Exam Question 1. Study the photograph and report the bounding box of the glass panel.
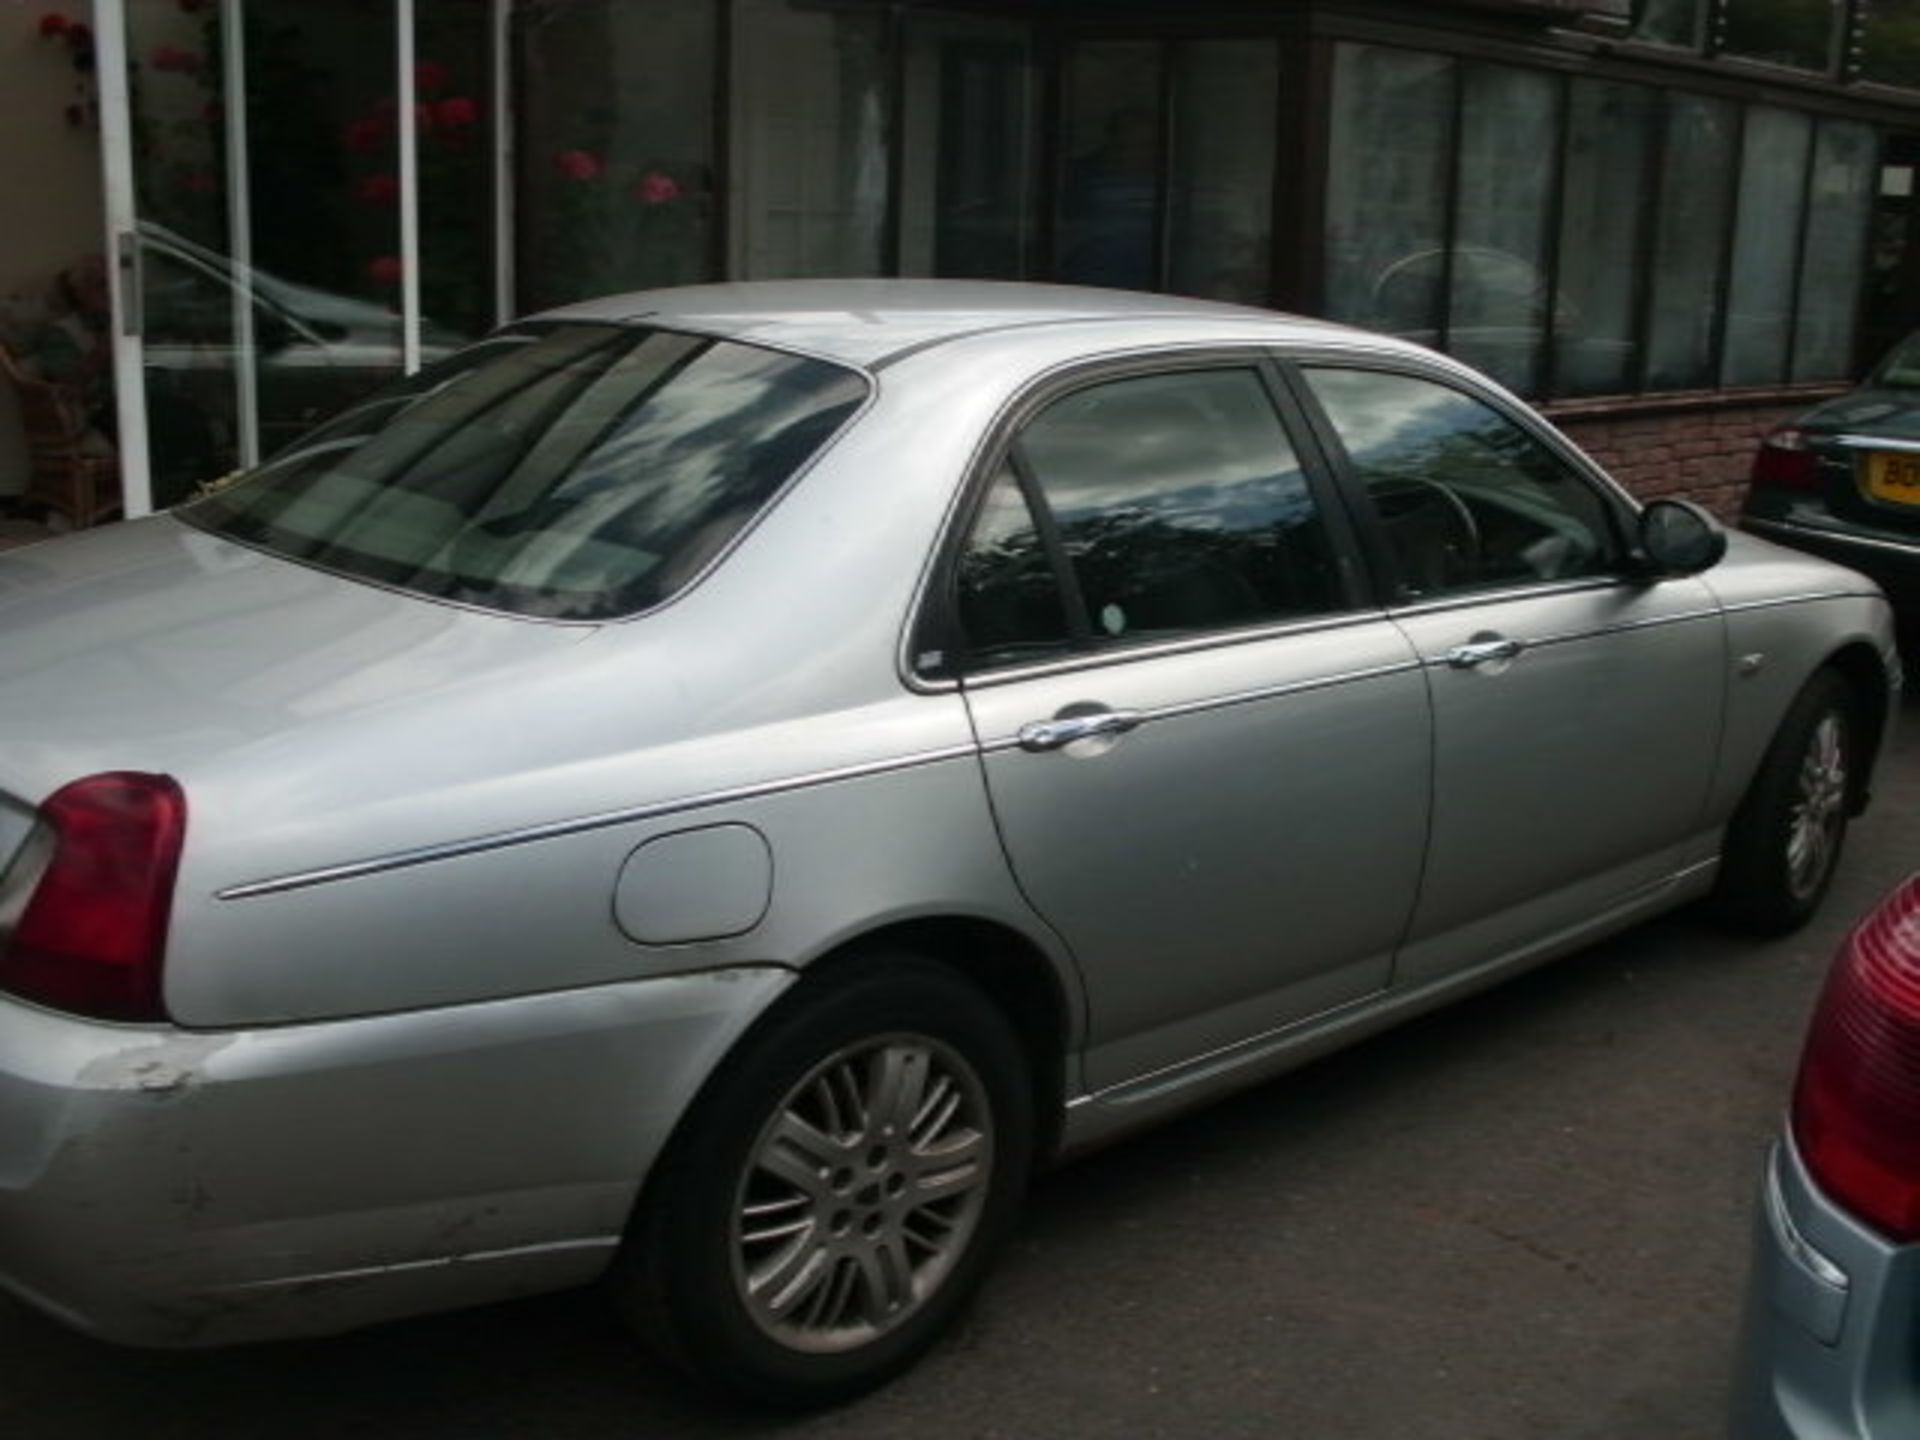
[1167,41,1277,304]
[1631,0,1703,46]
[1554,80,1657,397]
[242,1,406,466]
[899,15,1036,279]
[1324,45,1456,341]
[956,467,1071,666]
[1795,121,1875,382]
[1304,368,1618,601]
[1722,107,1811,387]
[1449,65,1559,394]
[123,0,241,504]
[515,0,716,310]
[1016,369,1341,641]
[414,5,495,341]
[732,0,890,279]
[1721,0,1838,72]
[1861,0,1920,89]
[185,325,868,621]
[1057,42,1162,291]
[1646,94,1736,390]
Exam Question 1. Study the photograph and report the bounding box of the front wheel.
[616,956,1033,1408]
[1709,669,1855,936]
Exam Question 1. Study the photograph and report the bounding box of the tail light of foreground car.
[0,773,186,1022]
[1751,426,1819,491]
[1792,874,1920,1242]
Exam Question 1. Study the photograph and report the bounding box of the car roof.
[531,279,1371,368]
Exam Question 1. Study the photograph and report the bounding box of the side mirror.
[1636,498,1727,577]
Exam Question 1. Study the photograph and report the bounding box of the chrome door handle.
[1444,637,1525,669]
[1017,709,1143,752]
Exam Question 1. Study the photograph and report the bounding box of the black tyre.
[616,954,1034,1408]
[1709,669,1855,936]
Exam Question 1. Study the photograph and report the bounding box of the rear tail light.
[0,773,187,1022]
[1792,875,1920,1241]
[1751,425,1819,491]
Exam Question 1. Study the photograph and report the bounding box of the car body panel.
[1731,1139,1920,1440]
[959,613,1430,1091]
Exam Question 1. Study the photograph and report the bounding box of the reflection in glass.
[186,325,868,620]
[515,0,716,309]
[1723,107,1812,387]
[732,0,890,278]
[1795,122,1876,382]
[1450,65,1559,394]
[1861,0,1920,89]
[899,16,1035,280]
[1016,370,1339,639]
[1304,368,1615,599]
[1721,0,1838,73]
[1555,80,1656,397]
[1325,45,1456,337]
[1057,43,1162,291]
[1646,94,1736,390]
[1631,0,1703,47]
[956,468,1070,664]
[1168,42,1277,304]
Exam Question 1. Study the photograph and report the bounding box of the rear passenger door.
[925,356,1433,1093]
[1293,362,1725,989]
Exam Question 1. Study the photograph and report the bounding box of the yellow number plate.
[1866,451,1920,506]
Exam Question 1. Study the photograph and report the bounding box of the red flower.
[435,96,478,128]
[344,115,388,154]
[634,170,682,205]
[358,173,401,205]
[150,45,203,74]
[367,255,404,286]
[555,149,602,181]
[414,60,448,95]
[38,13,69,38]
[183,171,216,194]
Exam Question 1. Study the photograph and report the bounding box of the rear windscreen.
[181,323,868,620]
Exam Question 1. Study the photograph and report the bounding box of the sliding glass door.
[97,0,499,514]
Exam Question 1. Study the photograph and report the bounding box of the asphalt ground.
[5,686,1917,1440]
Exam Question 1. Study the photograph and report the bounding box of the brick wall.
[1545,396,1839,519]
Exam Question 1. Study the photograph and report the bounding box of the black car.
[1742,334,1920,613]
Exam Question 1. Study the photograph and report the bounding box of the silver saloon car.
[0,282,1900,1406]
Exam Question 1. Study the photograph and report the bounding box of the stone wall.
[1545,393,1845,519]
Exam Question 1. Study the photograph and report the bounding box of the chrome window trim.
[972,657,1425,751]
[217,742,979,900]
[1384,575,1628,619]
[1413,605,1727,666]
[926,606,1397,695]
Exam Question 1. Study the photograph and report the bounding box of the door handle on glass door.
[1444,636,1525,669]
[1016,709,1143,752]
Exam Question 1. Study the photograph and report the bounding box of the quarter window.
[954,465,1073,667]
[1303,368,1620,600]
[1013,368,1341,643]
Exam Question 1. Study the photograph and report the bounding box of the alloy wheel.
[731,1034,993,1354]
[1786,711,1847,902]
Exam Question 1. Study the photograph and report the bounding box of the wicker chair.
[0,341,120,528]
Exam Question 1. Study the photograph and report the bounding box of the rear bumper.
[1728,1138,1920,1439]
[1740,516,1920,609]
[0,967,792,1346]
